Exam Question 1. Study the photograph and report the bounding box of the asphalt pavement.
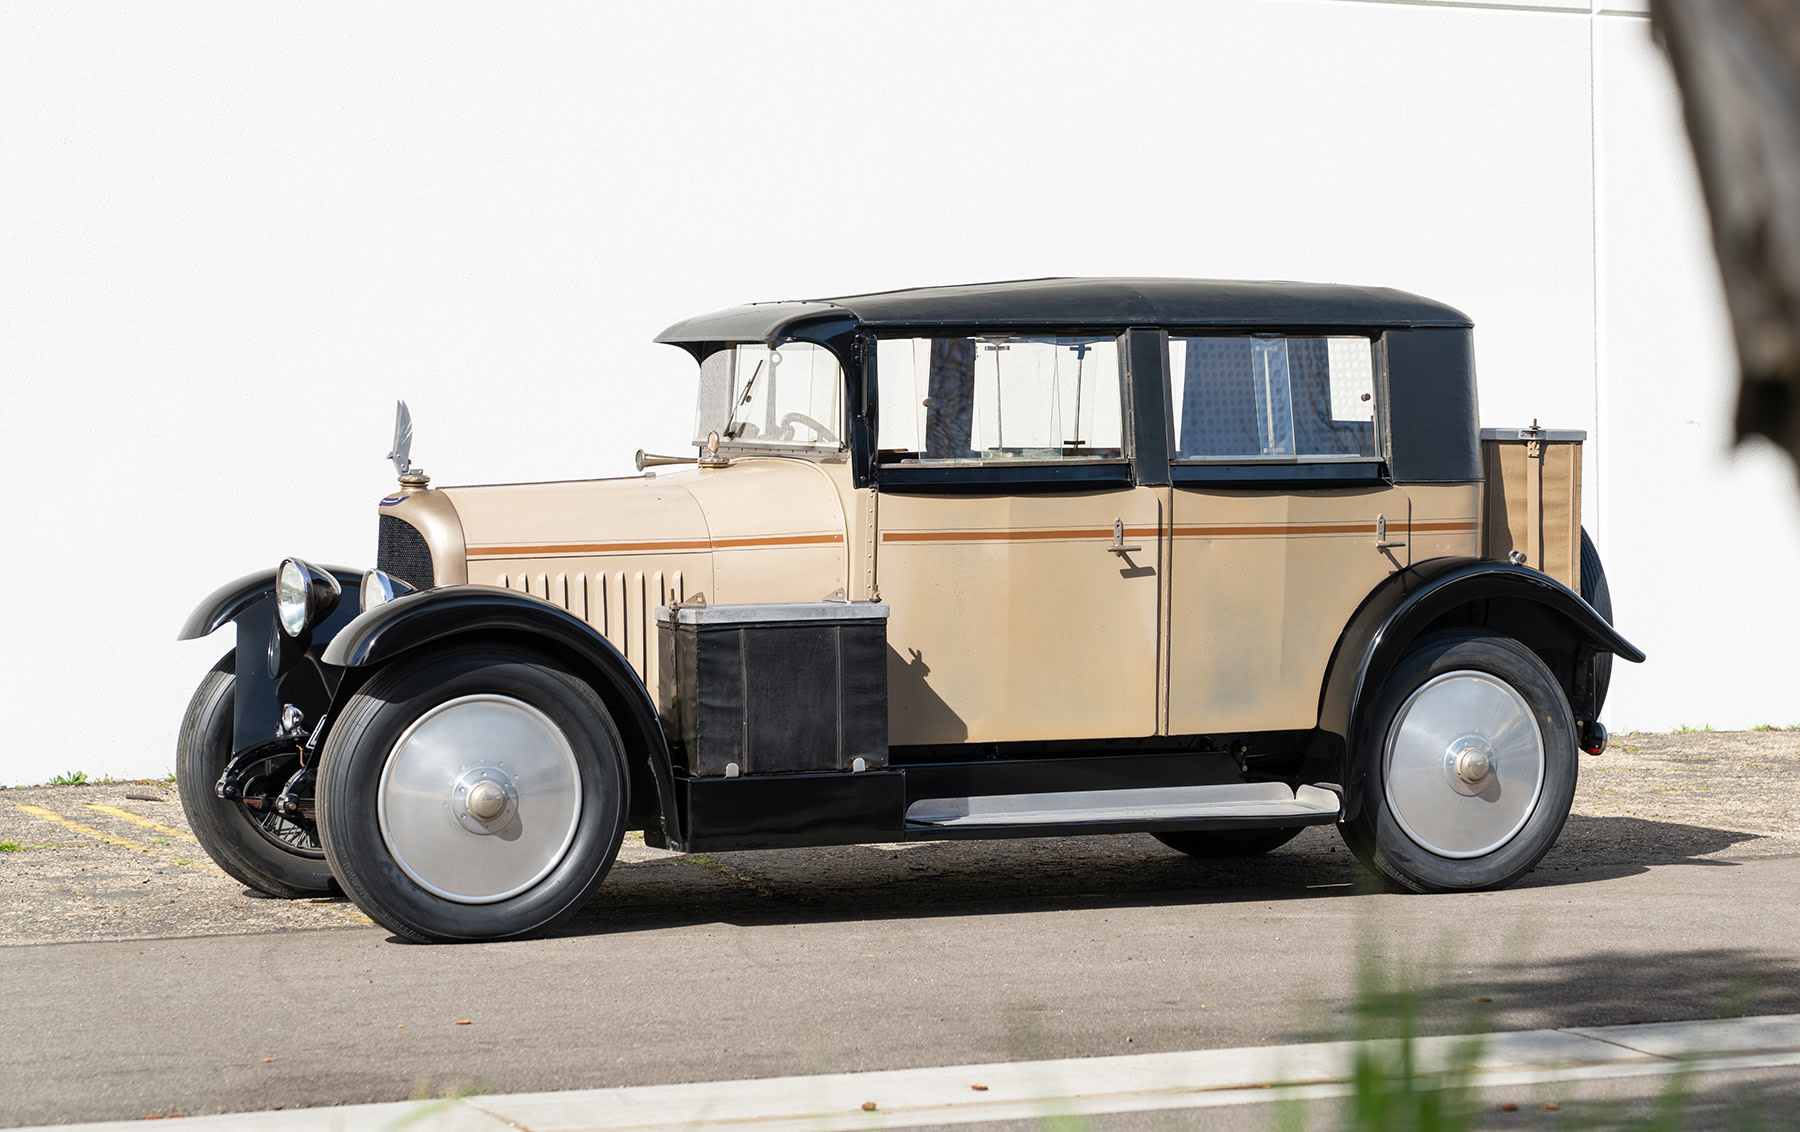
[2,846,1799,1125]
[1,731,1797,1127]
[11,1015,1800,1132]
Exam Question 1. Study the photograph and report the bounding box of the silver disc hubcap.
[1384,670,1545,859]
[378,694,583,904]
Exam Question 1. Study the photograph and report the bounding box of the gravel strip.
[2,731,1794,946]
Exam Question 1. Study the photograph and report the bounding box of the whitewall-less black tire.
[1579,527,1614,714]
[1345,634,1577,892]
[176,652,338,898]
[317,645,628,943]
[1154,826,1304,858]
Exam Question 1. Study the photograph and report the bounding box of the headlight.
[360,568,414,613]
[276,558,342,637]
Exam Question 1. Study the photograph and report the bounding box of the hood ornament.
[698,429,730,469]
[387,400,429,487]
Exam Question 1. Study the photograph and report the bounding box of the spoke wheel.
[1344,633,1576,893]
[175,652,337,898]
[249,809,324,857]
[319,646,628,943]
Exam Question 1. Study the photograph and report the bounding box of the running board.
[905,783,1341,828]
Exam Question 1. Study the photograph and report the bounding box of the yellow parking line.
[82,804,198,842]
[16,804,156,852]
[308,897,377,926]
[13,804,226,876]
[17,802,374,926]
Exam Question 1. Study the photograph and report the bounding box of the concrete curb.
[16,1014,1800,1132]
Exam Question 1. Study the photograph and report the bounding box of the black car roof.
[655,277,1471,349]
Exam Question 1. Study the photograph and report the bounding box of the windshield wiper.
[720,358,765,440]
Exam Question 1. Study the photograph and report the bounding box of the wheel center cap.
[451,767,520,835]
[1439,735,1499,797]
[1455,746,1493,784]
[466,780,509,821]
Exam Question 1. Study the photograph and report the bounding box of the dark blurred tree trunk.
[1652,0,1800,475]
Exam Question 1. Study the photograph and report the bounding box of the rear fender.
[1316,557,1645,818]
[178,566,366,754]
[320,585,682,848]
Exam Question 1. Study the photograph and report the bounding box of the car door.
[871,330,1163,746]
[1163,332,1414,734]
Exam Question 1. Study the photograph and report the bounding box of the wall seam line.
[1310,0,1648,16]
[1590,4,1604,545]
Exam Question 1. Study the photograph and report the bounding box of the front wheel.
[317,646,629,942]
[176,652,337,898]
[1344,634,1577,892]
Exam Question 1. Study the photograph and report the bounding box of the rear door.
[1163,333,1411,734]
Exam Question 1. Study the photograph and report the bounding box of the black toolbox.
[655,602,890,777]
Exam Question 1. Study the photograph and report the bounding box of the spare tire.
[1579,527,1613,714]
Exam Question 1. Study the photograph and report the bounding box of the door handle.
[1108,518,1143,555]
[1375,513,1407,550]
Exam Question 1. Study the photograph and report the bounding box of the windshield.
[693,342,845,449]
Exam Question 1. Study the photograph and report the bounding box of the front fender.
[1317,557,1645,816]
[178,565,367,753]
[322,585,682,848]
[178,565,364,641]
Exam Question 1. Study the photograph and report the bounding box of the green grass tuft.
[0,840,23,852]
[48,770,88,786]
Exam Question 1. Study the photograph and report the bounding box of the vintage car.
[176,278,1643,942]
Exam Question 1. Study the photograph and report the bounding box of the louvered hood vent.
[377,514,435,591]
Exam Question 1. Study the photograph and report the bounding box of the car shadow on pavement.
[552,814,1780,940]
[1295,942,1800,1045]
[1519,811,1775,885]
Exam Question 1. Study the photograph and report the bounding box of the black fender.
[178,565,364,642]
[178,565,367,754]
[319,585,683,849]
[1316,557,1645,818]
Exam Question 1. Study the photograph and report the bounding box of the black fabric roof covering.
[655,277,1471,346]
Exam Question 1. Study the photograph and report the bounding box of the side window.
[876,335,1124,462]
[1169,336,1377,461]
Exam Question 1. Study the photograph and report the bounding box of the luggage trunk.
[1480,426,1584,591]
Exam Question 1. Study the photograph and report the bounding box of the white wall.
[2,0,1794,785]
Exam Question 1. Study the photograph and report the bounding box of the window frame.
[870,326,1138,493]
[1161,329,1390,489]
[691,340,852,460]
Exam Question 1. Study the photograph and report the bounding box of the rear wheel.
[317,645,628,942]
[1154,826,1304,858]
[1344,633,1577,892]
[175,652,337,898]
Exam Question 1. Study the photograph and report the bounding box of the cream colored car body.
[379,445,1566,749]
[175,278,1639,939]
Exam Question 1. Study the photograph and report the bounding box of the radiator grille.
[493,568,684,679]
[377,514,435,590]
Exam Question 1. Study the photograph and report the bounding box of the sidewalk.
[15,1015,1800,1132]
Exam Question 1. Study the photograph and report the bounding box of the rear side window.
[876,335,1124,462]
[1169,336,1376,461]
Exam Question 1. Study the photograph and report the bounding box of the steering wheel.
[778,411,839,445]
